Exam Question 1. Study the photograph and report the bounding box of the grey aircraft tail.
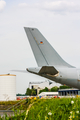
[24,27,73,68]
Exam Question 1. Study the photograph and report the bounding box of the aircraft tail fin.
[24,27,74,68]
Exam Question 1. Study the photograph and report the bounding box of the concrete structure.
[38,92,58,97]
[0,74,16,101]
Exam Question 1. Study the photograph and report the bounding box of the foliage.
[0,99,30,110]
[26,88,32,95]
[50,86,58,92]
[44,87,49,91]
[0,110,26,120]
[31,89,36,96]
[16,93,26,96]
[26,85,71,95]
[59,85,71,89]
[39,87,49,94]
[39,85,71,94]
[1,97,80,119]
[26,98,80,120]
[0,101,19,105]
[26,88,37,96]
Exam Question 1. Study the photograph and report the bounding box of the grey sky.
[0,0,80,94]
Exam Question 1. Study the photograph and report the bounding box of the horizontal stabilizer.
[11,70,28,73]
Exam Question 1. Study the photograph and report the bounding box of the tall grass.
[27,98,80,120]
[0,97,80,120]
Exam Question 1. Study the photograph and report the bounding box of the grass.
[27,97,80,120]
[0,97,80,119]
[0,101,19,110]
[0,99,31,110]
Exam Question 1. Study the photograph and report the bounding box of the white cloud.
[0,0,6,12]
[18,1,80,14]
[18,3,28,8]
[37,1,80,14]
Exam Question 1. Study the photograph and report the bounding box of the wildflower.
[48,112,52,116]
[37,96,39,99]
[70,111,72,114]
[41,97,43,99]
[76,95,78,98]
[76,111,79,114]
[71,101,74,104]
[69,116,72,118]
[34,97,36,100]
[69,115,72,120]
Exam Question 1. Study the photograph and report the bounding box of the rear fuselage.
[43,67,80,89]
[27,67,80,89]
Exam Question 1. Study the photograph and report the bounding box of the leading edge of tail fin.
[24,27,74,68]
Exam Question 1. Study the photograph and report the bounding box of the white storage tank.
[0,74,16,101]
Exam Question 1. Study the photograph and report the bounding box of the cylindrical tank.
[0,74,16,101]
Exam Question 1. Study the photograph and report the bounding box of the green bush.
[50,86,58,92]
[59,85,71,89]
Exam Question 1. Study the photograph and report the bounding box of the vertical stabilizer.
[24,27,74,68]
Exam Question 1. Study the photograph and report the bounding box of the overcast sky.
[0,0,80,94]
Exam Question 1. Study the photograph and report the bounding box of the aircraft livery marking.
[34,37,39,45]
[40,41,43,44]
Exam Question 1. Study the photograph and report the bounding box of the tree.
[31,89,36,96]
[50,86,58,92]
[16,93,26,96]
[26,88,37,96]
[59,85,71,89]
[44,87,49,92]
[39,87,49,94]
[26,88,32,95]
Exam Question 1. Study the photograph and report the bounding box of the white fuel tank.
[0,74,16,101]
